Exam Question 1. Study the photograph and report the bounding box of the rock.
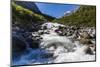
[81,32,91,39]
[30,40,40,48]
[89,44,96,52]
[26,38,40,49]
[85,47,94,55]
[80,38,93,44]
[41,53,53,58]
[12,36,27,53]
[38,30,44,35]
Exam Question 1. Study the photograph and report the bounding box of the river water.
[12,22,95,66]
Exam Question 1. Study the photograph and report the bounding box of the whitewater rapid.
[12,22,95,66]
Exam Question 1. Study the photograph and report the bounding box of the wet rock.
[12,36,27,53]
[85,47,94,55]
[38,30,44,35]
[41,53,53,58]
[89,44,96,52]
[30,40,40,49]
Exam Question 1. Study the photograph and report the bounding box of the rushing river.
[12,22,96,66]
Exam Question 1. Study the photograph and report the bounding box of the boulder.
[12,36,27,53]
[85,47,94,55]
[80,38,93,45]
[41,53,53,58]
[81,32,91,39]
[29,40,40,49]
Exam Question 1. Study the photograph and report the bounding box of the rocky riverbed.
[12,22,96,66]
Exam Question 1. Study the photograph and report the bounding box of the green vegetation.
[12,1,55,29]
[41,13,56,22]
[12,2,47,28]
[12,1,96,28]
[53,5,96,27]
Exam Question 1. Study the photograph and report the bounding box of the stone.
[85,47,94,55]
[81,32,91,39]
[12,36,27,53]
[30,40,39,49]
[80,38,93,44]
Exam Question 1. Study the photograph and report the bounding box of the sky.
[36,2,79,18]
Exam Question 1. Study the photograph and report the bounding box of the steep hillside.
[14,1,55,21]
[53,5,96,27]
[12,1,47,31]
[15,1,41,14]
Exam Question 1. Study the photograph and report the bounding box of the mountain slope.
[14,1,55,21]
[15,1,41,14]
[12,1,47,30]
[53,5,96,27]
[12,1,55,31]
